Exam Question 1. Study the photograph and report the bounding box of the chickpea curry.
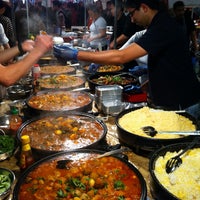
[17,153,143,200]
[20,115,106,152]
[27,91,92,111]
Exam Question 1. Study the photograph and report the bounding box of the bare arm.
[109,34,129,49]
[3,43,10,50]
[0,46,20,63]
[0,40,35,63]
[88,28,106,42]
[78,42,147,64]
[0,35,53,86]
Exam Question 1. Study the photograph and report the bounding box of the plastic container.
[32,64,41,81]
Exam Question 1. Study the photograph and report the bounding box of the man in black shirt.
[54,0,200,119]
[109,0,143,49]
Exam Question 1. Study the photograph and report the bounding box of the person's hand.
[87,37,93,43]
[109,41,114,49]
[53,45,78,61]
[88,63,100,73]
[21,39,35,52]
[34,35,53,54]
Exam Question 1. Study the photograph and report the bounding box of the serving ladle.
[56,147,131,169]
[142,126,200,137]
[165,137,200,173]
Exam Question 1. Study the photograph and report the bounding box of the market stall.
[1,53,200,199]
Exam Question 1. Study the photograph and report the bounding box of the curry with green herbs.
[17,154,142,200]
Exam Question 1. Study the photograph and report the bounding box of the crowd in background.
[0,0,199,49]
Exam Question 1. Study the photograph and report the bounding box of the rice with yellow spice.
[118,107,196,139]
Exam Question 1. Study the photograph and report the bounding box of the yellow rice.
[118,107,196,139]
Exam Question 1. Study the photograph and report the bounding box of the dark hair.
[110,0,124,10]
[125,0,161,10]
[52,0,62,7]
[0,0,7,9]
[173,1,185,10]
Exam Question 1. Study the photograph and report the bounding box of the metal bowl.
[82,64,124,77]
[0,130,18,161]
[7,84,33,101]
[37,74,85,90]
[40,64,76,75]
[0,116,10,134]
[26,90,93,114]
[88,73,139,93]
[17,112,107,159]
[0,167,15,200]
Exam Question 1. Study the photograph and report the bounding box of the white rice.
[154,148,200,200]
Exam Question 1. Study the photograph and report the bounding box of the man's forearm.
[0,46,20,63]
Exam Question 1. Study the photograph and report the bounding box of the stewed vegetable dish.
[17,153,143,200]
[0,135,15,155]
[90,75,137,86]
[84,65,123,73]
[27,91,92,111]
[38,74,85,89]
[40,65,75,75]
[20,115,106,151]
[97,65,123,73]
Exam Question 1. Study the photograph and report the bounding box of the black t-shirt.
[110,13,142,49]
[136,11,200,109]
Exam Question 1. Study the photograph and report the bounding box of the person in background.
[173,1,199,53]
[109,0,143,50]
[102,0,114,26]
[54,0,200,119]
[95,0,104,14]
[84,4,107,50]
[0,21,10,99]
[52,0,71,31]
[0,34,53,87]
[0,22,9,51]
[0,0,16,47]
[15,3,46,43]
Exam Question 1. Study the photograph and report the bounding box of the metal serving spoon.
[142,126,200,137]
[96,147,131,158]
[165,137,200,173]
[56,147,131,169]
